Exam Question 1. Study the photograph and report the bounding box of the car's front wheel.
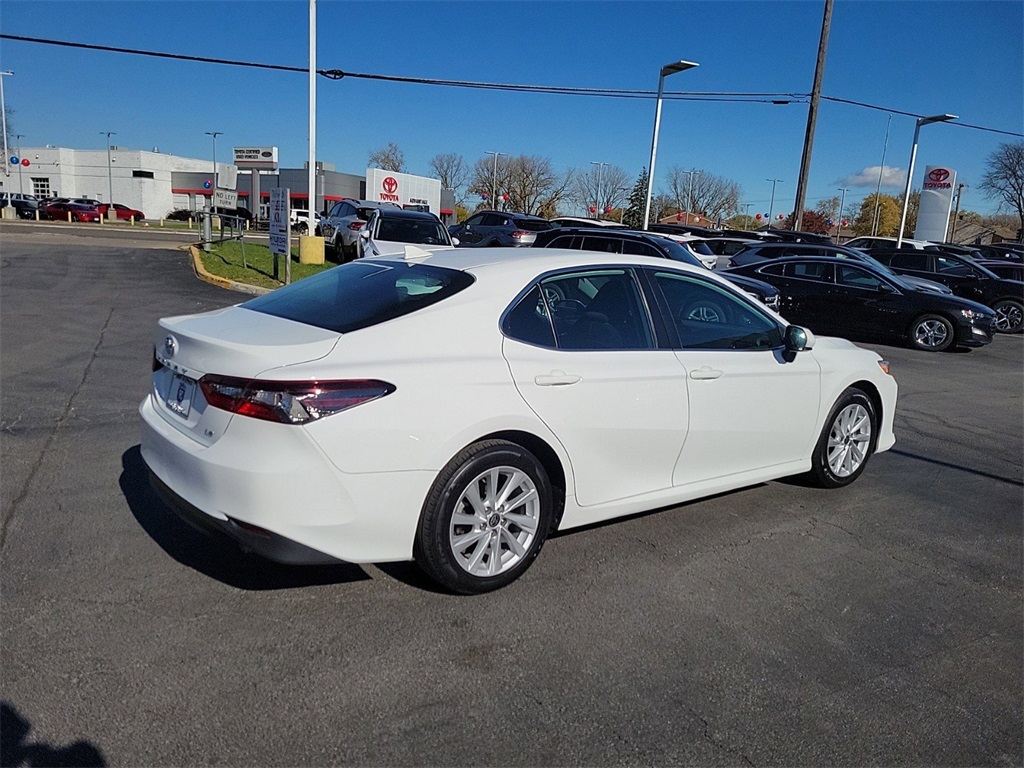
[807,387,877,488]
[992,299,1024,334]
[908,314,954,351]
[415,440,553,594]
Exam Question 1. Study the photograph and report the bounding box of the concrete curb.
[188,244,273,296]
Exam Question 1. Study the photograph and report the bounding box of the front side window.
[653,272,783,350]
[538,269,654,350]
[936,255,976,276]
[836,264,884,290]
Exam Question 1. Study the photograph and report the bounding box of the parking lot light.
[643,60,699,230]
[896,113,957,247]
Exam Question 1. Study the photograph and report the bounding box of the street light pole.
[686,168,698,223]
[590,161,607,218]
[896,113,957,246]
[13,133,24,195]
[0,71,12,180]
[485,151,503,209]
[950,183,966,242]
[205,131,222,208]
[871,113,893,236]
[643,59,699,230]
[766,178,783,230]
[100,131,116,211]
[836,187,848,240]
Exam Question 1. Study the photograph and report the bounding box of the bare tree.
[815,195,842,221]
[429,153,469,206]
[569,164,629,217]
[368,142,406,173]
[468,154,572,216]
[664,167,740,221]
[980,141,1024,240]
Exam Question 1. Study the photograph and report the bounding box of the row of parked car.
[313,197,1023,353]
[1,192,145,222]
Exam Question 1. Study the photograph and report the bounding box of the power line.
[2,33,1020,137]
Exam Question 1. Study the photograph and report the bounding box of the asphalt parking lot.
[1,221,1021,767]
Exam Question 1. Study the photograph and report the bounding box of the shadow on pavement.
[0,702,106,767]
[120,446,371,591]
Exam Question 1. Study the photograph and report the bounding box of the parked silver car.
[320,199,395,260]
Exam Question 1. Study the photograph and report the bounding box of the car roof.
[375,208,442,222]
[471,209,547,220]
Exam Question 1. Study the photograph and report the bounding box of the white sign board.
[213,188,238,209]
[914,165,957,242]
[365,168,442,213]
[233,146,279,171]
[269,188,290,257]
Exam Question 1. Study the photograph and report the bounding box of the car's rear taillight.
[348,221,366,231]
[511,231,529,238]
[199,375,395,424]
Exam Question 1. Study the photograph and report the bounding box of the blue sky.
[1,0,1021,217]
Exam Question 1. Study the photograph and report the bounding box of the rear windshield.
[514,219,553,232]
[241,261,474,334]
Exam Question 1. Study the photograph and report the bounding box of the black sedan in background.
[534,227,781,312]
[867,249,1024,334]
[724,257,996,352]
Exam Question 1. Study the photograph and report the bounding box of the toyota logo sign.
[928,168,950,183]
[382,177,399,194]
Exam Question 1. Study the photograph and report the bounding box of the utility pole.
[792,0,833,231]
[0,71,12,180]
[101,131,116,213]
[13,133,24,195]
[871,114,893,236]
[767,178,783,230]
[485,151,503,208]
[836,187,848,240]
[591,161,608,218]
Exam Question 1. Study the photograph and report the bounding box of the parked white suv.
[845,236,936,251]
[320,199,397,260]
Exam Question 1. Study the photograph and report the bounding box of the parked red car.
[44,202,102,222]
[110,203,145,220]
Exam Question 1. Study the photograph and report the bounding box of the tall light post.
[205,131,222,209]
[643,59,699,230]
[100,131,116,212]
[871,113,893,236]
[766,178,783,230]
[836,187,849,240]
[896,113,957,246]
[950,183,966,241]
[590,161,607,218]
[12,133,24,195]
[485,151,504,209]
[0,71,12,180]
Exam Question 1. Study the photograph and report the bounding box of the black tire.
[992,299,1024,334]
[415,440,553,594]
[908,314,954,352]
[807,387,877,489]
[680,299,728,324]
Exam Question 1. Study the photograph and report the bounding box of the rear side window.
[242,261,474,334]
[890,252,929,270]
[782,262,833,281]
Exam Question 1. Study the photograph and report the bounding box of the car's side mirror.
[877,282,897,293]
[451,237,460,247]
[784,325,815,355]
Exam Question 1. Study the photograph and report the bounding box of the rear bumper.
[139,394,434,564]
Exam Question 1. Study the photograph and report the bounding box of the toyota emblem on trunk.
[164,335,178,358]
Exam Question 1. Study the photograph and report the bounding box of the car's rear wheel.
[908,314,954,351]
[807,388,876,488]
[992,299,1023,334]
[415,440,553,594]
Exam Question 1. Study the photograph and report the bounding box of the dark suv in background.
[448,210,553,247]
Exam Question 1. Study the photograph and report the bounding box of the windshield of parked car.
[242,260,474,334]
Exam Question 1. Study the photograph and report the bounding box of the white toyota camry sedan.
[140,248,898,594]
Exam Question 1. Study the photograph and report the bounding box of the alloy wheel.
[914,319,950,348]
[826,404,872,478]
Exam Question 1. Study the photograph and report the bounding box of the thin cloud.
[838,166,906,188]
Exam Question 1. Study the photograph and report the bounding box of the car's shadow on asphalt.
[119,446,371,591]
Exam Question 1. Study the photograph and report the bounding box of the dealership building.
[5,145,456,222]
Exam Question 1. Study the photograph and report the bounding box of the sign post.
[269,188,290,284]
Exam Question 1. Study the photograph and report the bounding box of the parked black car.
[761,229,833,245]
[727,241,952,294]
[976,260,1024,282]
[724,256,996,352]
[971,243,1024,262]
[697,237,760,257]
[533,227,781,312]
[868,249,1024,333]
[449,210,553,247]
[649,223,720,238]
[0,193,39,220]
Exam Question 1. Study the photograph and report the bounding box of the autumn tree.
[569,164,629,218]
[781,210,829,234]
[815,195,841,222]
[851,193,902,236]
[467,154,571,216]
[429,153,469,206]
[368,142,406,172]
[979,141,1024,241]
[664,167,740,221]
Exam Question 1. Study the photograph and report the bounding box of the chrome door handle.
[689,366,723,380]
[535,372,581,386]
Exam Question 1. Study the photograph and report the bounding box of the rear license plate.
[166,373,196,418]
